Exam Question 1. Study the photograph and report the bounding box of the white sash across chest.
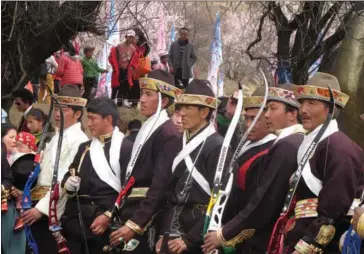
[90,127,124,192]
[172,123,215,196]
[297,120,338,196]
[238,133,277,157]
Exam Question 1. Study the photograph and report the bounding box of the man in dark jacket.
[168,27,197,89]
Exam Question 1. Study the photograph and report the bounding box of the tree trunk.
[331,12,364,148]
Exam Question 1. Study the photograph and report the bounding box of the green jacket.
[81,57,104,78]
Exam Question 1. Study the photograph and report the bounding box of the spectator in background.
[109,30,136,107]
[38,55,58,104]
[12,88,34,132]
[168,27,197,89]
[56,41,84,93]
[1,124,17,164]
[53,50,62,94]
[70,34,80,56]
[156,51,170,72]
[81,46,107,100]
[126,119,142,143]
[151,59,159,70]
[26,108,52,146]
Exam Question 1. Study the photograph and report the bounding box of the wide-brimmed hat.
[294,72,349,108]
[139,69,181,98]
[11,153,36,190]
[176,79,220,109]
[243,86,266,109]
[56,85,87,107]
[268,84,300,108]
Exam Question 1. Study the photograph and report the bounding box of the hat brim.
[176,94,220,109]
[139,77,181,98]
[55,95,87,107]
[243,96,264,109]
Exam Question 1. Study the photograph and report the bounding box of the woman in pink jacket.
[56,41,84,93]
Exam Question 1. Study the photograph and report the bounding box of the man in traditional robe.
[283,72,364,253]
[154,79,233,254]
[108,70,182,253]
[226,87,277,242]
[61,97,133,253]
[22,85,88,254]
[12,88,34,132]
[203,84,305,254]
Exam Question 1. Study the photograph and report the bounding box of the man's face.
[179,29,188,40]
[14,98,28,112]
[171,111,183,133]
[179,105,208,132]
[244,108,270,142]
[85,50,94,58]
[53,105,80,129]
[161,56,168,64]
[139,89,159,117]
[265,101,293,133]
[300,99,329,132]
[126,36,136,45]
[87,112,112,137]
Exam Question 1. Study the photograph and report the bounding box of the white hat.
[125,30,136,37]
[158,51,168,57]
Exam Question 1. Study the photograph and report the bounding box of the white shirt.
[35,122,88,217]
[45,55,58,74]
[24,105,33,117]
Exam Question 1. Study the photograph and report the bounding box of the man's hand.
[11,186,23,198]
[202,231,221,253]
[168,238,188,254]
[352,206,364,231]
[170,67,174,74]
[155,237,163,254]
[109,225,136,247]
[90,214,110,235]
[22,208,43,226]
[64,176,81,192]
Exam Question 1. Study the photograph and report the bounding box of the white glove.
[65,176,81,192]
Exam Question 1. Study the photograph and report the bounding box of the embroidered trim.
[31,186,50,201]
[268,87,300,108]
[294,85,349,108]
[294,198,360,219]
[139,77,182,98]
[104,211,112,219]
[55,95,87,107]
[217,228,255,247]
[128,187,149,198]
[295,239,322,254]
[243,96,265,109]
[125,220,144,235]
[176,94,220,109]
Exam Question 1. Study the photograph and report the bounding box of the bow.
[205,69,269,254]
[48,95,69,253]
[267,86,335,254]
[22,87,54,254]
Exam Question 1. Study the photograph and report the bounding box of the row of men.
[2,69,364,254]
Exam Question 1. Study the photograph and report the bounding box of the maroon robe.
[285,131,364,253]
[222,133,304,254]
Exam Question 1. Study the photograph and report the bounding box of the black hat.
[176,79,220,109]
[139,69,181,98]
[11,153,36,191]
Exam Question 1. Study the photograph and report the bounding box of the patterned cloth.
[16,132,37,152]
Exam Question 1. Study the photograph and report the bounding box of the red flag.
[25,81,33,94]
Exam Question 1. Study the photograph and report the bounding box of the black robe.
[222,133,304,254]
[285,131,364,253]
[117,120,182,253]
[161,126,234,253]
[61,136,133,254]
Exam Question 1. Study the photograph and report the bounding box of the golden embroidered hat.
[139,69,182,99]
[176,79,220,109]
[268,84,300,108]
[56,85,87,107]
[243,86,265,109]
[294,72,349,108]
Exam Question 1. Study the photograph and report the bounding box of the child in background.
[81,47,107,100]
